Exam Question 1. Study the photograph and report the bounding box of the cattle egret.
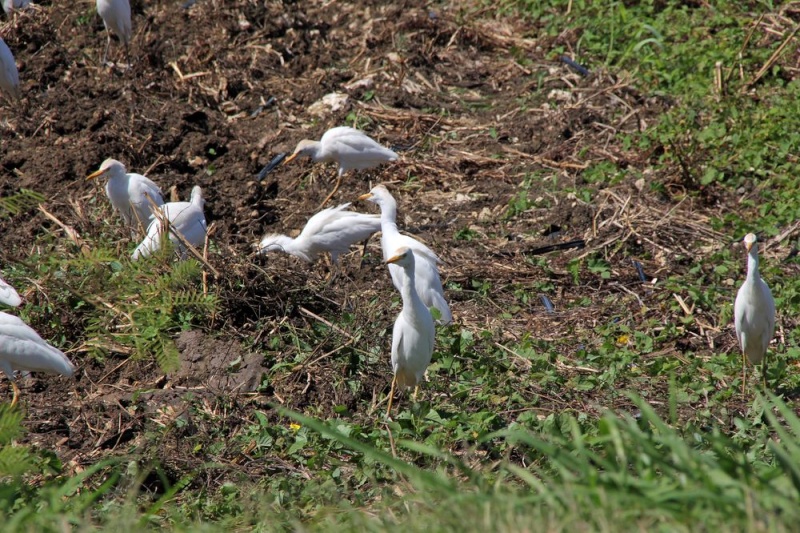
[95,0,131,66]
[0,276,21,308]
[284,127,398,206]
[0,38,20,102]
[385,247,435,416]
[2,0,30,14]
[359,185,451,324]
[87,159,165,232]
[133,186,207,260]
[734,233,776,391]
[258,202,381,264]
[0,312,75,406]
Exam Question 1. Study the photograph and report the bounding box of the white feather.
[362,185,452,325]
[258,203,381,264]
[0,38,20,101]
[734,233,776,365]
[0,275,21,308]
[0,312,75,381]
[133,186,207,260]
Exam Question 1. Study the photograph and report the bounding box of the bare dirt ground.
[0,1,739,488]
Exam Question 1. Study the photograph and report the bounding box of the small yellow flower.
[616,334,630,346]
[289,422,301,432]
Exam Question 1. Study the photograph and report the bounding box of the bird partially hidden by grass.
[132,186,207,261]
[283,127,398,207]
[257,202,381,268]
[0,312,75,406]
[385,247,435,417]
[734,233,775,393]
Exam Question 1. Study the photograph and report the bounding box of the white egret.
[95,0,131,66]
[385,247,435,416]
[359,185,452,324]
[133,186,207,260]
[0,312,75,406]
[284,126,398,206]
[0,38,20,102]
[86,158,165,232]
[734,233,776,391]
[0,276,21,308]
[2,0,30,14]
[258,202,381,264]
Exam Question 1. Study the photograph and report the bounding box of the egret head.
[86,158,126,181]
[743,233,757,253]
[385,246,413,267]
[284,139,319,164]
[358,184,390,204]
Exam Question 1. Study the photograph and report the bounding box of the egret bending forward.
[0,312,75,406]
[133,186,207,260]
[385,247,435,416]
[284,127,398,207]
[734,233,775,391]
[258,202,381,265]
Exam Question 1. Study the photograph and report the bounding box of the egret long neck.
[379,196,400,244]
[399,262,426,322]
[747,248,760,282]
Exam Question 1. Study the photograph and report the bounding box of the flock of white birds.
[0,0,778,412]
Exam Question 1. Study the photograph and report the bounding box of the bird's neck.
[399,263,425,316]
[379,199,399,229]
[746,249,760,282]
[307,141,328,162]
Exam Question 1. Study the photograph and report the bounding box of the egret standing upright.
[734,233,776,392]
[385,247,435,416]
[86,158,165,233]
[284,127,398,207]
[359,185,451,324]
[95,0,131,66]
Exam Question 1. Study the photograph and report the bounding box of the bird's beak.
[385,253,403,265]
[358,192,373,201]
[745,242,753,252]
[283,152,299,164]
[86,168,107,181]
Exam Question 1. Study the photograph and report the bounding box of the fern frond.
[0,189,46,218]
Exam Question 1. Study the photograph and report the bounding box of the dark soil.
[0,1,717,488]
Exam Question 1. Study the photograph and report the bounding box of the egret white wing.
[0,38,20,100]
[0,276,21,307]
